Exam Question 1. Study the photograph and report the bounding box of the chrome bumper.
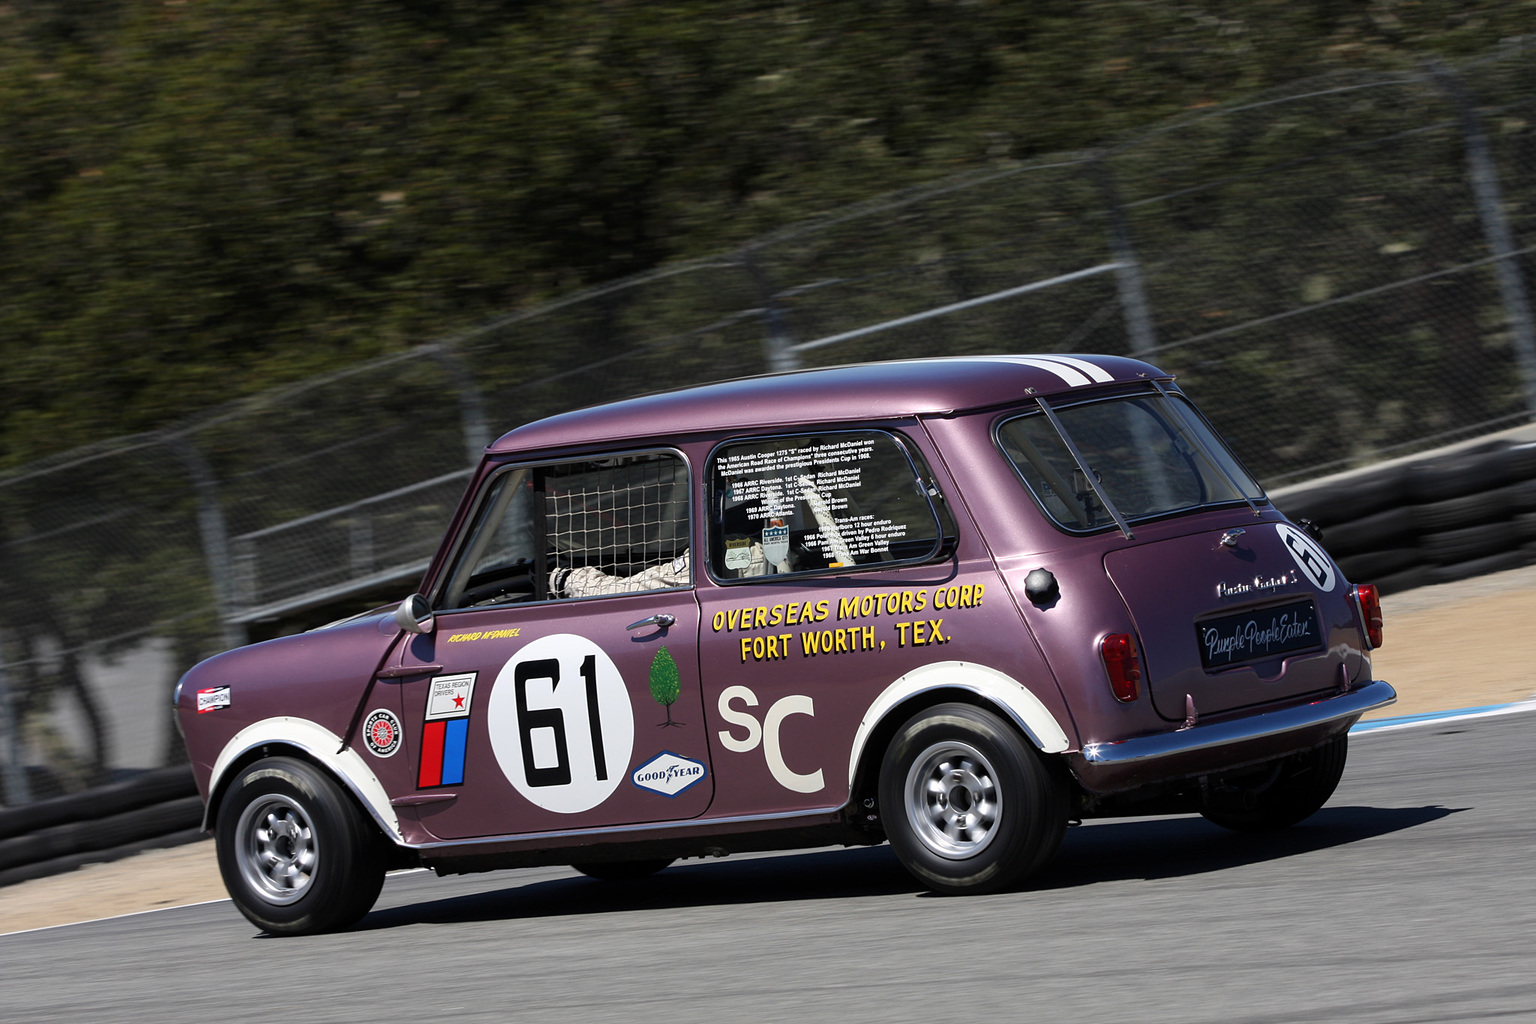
[1080,680,1396,766]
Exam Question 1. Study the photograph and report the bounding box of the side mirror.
[395,593,435,635]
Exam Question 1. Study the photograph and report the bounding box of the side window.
[440,452,690,608]
[707,431,945,581]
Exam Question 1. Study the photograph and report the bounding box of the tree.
[648,646,681,727]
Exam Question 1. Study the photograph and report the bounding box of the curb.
[1350,697,1536,735]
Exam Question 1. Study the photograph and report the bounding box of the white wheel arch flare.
[847,662,1071,788]
[204,716,401,841]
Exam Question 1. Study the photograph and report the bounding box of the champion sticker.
[363,708,402,758]
[196,686,231,714]
[631,751,707,797]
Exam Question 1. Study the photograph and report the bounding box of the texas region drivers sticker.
[363,708,402,758]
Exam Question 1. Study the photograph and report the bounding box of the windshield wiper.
[1035,395,1135,540]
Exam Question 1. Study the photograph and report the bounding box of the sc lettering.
[715,685,824,793]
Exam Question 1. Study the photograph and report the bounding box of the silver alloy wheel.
[903,740,1002,860]
[235,795,320,905]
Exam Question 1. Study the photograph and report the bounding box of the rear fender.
[847,661,1072,788]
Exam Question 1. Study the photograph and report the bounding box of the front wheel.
[878,703,1067,895]
[216,757,386,935]
[1200,735,1348,832]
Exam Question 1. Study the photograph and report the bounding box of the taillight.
[1101,632,1142,702]
[1353,584,1383,649]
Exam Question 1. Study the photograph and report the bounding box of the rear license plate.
[1197,598,1322,670]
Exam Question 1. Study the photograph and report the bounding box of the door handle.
[626,613,676,631]
[376,664,444,679]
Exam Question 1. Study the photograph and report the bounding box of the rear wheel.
[216,757,385,935]
[879,703,1067,895]
[1200,735,1348,832]
[571,859,674,881]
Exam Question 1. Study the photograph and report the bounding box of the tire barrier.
[1277,437,1536,595]
[0,766,203,888]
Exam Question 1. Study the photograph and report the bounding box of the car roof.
[487,354,1169,455]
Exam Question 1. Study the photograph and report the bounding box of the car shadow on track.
[346,804,1457,932]
[1033,804,1461,890]
[350,844,921,932]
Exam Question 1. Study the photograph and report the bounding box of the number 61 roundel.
[487,634,636,814]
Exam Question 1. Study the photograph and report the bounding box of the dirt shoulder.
[1363,563,1536,717]
[5,566,1533,935]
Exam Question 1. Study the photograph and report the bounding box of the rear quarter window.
[707,430,946,580]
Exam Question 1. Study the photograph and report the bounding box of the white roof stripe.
[1034,355,1115,384]
[998,357,1091,387]
[922,355,1123,388]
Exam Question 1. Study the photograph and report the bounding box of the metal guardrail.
[229,468,472,622]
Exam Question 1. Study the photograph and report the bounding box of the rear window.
[997,392,1262,532]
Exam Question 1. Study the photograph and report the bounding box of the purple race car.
[174,355,1393,934]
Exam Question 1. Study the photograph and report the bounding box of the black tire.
[1317,506,1415,558]
[571,859,674,881]
[1279,466,1407,526]
[1200,735,1348,832]
[1420,522,1512,565]
[878,703,1066,895]
[1336,547,1422,581]
[1427,547,1536,586]
[1411,489,1511,533]
[1508,478,1536,514]
[215,757,385,935]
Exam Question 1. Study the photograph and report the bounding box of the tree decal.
[649,646,682,727]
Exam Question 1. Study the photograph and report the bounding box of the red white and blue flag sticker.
[419,673,475,788]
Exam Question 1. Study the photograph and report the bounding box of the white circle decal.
[487,634,634,814]
[1276,522,1336,593]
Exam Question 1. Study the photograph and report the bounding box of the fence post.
[1430,62,1536,420]
[162,433,246,652]
[431,342,494,465]
[743,246,801,373]
[1089,153,1159,358]
[0,628,33,805]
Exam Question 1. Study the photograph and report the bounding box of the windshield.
[997,391,1263,532]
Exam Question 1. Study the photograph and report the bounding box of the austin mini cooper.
[175,355,1394,934]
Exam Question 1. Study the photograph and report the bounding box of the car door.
[695,427,980,816]
[380,450,714,841]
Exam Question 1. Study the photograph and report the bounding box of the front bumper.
[1069,679,1396,793]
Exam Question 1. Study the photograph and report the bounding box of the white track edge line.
[1350,697,1536,736]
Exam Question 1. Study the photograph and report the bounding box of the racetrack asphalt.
[4,707,1533,1024]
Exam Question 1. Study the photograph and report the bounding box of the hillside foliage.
[3,0,1534,466]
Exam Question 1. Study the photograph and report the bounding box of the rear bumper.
[1068,679,1396,793]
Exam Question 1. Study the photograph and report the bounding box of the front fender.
[847,660,1073,786]
[203,716,402,842]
